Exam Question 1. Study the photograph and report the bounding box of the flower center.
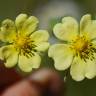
[73,36,88,52]
[13,35,36,57]
[71,36,96,61]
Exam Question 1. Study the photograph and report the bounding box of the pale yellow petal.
[48,44,73,70]
[5,51,18,68]
[88,20,96,39]
[30,30,49,42]
[15,13,28,30]
[80,14,96,39]
[0,45,18,67]
[53,17,78,41]
[21,16,39,36]
[0,46,9,60]
[80,14,91,33]
[0,19,16,42]
[35,42,50,52]
[70,57,85,81]
[0,45,14,59]
[85,59,96,79]
[18,53,41,72]
[30,53,41,69]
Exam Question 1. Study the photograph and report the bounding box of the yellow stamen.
[13,35,36,57]
[73,36,88,52]
[71,36,96,61]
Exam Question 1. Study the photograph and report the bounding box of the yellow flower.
[0,14,50,72]
[48,14,96,81]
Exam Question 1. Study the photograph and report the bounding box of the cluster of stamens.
[13,35,37,58]
[71,36,96,62]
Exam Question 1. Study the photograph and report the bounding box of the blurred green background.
[0,0,96,96]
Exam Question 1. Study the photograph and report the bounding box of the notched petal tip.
[0,19,16,42]
[62,16,77,23]
[16,13,28,19]
[80,14,91,22]
[4,52,18,68]
[48,44,73,70]
[20,15,39,35]
[80,14,91,32]
[15,13,39,35]
[15,13,28,27]
[18,53,41,72]
[53,16,78,41]
[1,19,15,31]
[70,57,86,81]
[28,16,39,24]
